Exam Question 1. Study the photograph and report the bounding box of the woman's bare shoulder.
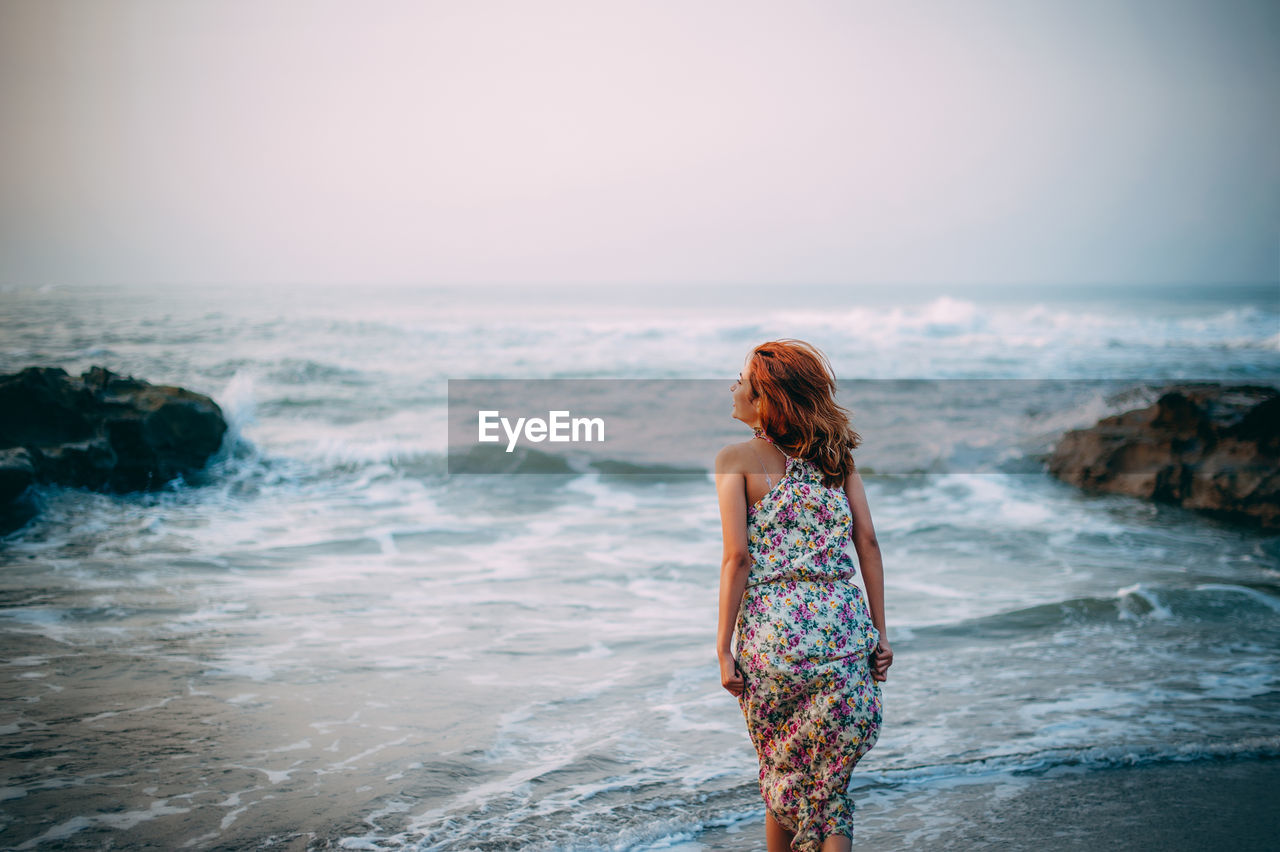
[714,439,755,474]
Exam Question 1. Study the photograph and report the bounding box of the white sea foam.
[1194,583,1280,614]
[219,369,259,439]
[1117,583,1174,621]
[15,800,192,850]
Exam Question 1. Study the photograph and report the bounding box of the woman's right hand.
[718,653,746,697]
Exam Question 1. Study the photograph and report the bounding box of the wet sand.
[695,758,1280,851]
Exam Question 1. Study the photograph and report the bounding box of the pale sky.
[1,0,1277,289]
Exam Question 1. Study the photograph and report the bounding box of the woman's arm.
[845,467,893,681]
[714,446,752,697]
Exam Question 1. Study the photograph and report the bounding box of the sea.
[0,280,1277,850]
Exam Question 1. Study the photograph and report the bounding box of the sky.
[0,0,1277,290]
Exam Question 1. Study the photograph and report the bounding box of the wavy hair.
[746,339,861,488]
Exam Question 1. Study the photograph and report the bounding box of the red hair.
[747,339,861,488]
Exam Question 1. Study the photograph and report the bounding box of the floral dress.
[735,439,882,850]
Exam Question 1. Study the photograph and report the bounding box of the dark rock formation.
[0,366,228,533]
[1048,383,1279,529]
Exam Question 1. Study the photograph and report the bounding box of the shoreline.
[689,756,1280,851]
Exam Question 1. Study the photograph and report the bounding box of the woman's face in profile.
[730,356,758,427]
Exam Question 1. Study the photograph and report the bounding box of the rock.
[1048,383,1280,529]
[0,366,228,532]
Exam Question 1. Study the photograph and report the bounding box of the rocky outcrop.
[0,366,228,533]
[1048,383,1279,529]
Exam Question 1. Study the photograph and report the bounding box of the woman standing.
[715,339,892,852]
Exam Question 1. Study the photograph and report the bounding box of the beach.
[1,281,1277,850]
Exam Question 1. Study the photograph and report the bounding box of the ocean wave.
[768,298,1280,358]
[261,357,369,386]
[853,735,1280,789]
[192,293,1279,382]
[904,582,1280,643]
[339,766,761,852]
[447,445,708,478]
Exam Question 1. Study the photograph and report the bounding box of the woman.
[715,339,892,852]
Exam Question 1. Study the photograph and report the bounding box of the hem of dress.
[764,805,856,852]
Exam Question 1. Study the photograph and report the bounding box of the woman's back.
[746,450,859,587]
